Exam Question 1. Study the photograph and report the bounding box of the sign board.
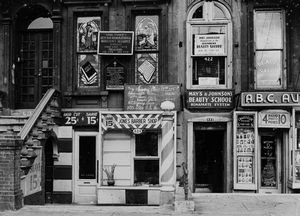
[241,92,300,106]
[102,113,162,130]
[186,90,234,109]
[258,110,290,128]
[124,84,181,111]
[23,148,42,196]
[237,114,255,128]
[193,34,225,56]
[62,111,98,126]
[98,31,134,55]
[105,60,125,90]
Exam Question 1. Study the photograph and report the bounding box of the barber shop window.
[134,131,160,185]
[187,1,232,89]
[254,10,285,89]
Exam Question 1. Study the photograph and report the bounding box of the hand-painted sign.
[102,113,162,130]
[62,111,98,126]
[186,90,234,109]
[124,84,181,111]
[98,31,134,55]
[258,110,290,128]
[241,92,300,106]
[237,114,255,128]
[22,148,42,196]
[194,34,225,56]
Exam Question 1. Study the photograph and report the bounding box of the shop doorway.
[194,128,225,193]
[45,139,54,203]
[258,130,283,194]
[73,132,99,204]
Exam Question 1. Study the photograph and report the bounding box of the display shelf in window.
[233,111,257,190]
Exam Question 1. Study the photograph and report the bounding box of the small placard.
[194,34,226,56]
[98,31,134,55]
[105,60,125,90]
[258,110,290,128]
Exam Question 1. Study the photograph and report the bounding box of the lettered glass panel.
[255,11,283,49]
[260,135,277,188]
[135,53,158,84]
[77,17,101,52]
[78,54,100,88]
[41,32,53,95]
[135,16,159,51]
[255,51,282,88]
[79,136,96,179]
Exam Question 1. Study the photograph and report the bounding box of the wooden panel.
[102,166,131,180]
[103,153,131,166]
[148,190,160,205]
[52,192,72,204]
[58,139,72,153]
[103,140,131,152]
[57,126,73,138]
[53,180,72,192]
[53,165,72,180]
[98,188,125,204]
[104,131,131,140]
[54,153,72,166]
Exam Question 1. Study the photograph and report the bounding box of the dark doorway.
[45,139,54,203]
[195,130,224,193]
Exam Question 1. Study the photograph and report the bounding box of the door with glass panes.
[258,131,282,193]
[74,132,99,204]
[17,30,53,108]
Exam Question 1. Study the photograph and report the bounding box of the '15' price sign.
[62,112,99,126]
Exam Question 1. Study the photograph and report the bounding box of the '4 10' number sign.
[258,111,290,128]
[62,112,99,126]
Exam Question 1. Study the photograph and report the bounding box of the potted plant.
[103,164,116,186]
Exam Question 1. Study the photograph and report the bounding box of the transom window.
[254,10,285,89]
[187,1,232,89]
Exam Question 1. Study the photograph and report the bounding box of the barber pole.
[160,112,175,186]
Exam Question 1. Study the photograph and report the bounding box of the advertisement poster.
[194,34,225,56]
[78,54,100,88]
[23,148,42,197]
[261,136,277,187]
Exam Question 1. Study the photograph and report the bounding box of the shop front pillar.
[160,107,176,205]
[0,135,23,210]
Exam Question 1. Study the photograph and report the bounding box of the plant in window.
[103,164,116,186]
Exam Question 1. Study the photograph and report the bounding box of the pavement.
[1,194,300,216]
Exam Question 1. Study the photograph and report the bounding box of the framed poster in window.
[233,111,258,190]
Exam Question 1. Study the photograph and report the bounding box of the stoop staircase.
[0,109,33,136]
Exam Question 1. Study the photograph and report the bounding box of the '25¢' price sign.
[62,111,99,126]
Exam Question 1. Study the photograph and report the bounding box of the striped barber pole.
[101,113,162,131]
[160,114,175,186]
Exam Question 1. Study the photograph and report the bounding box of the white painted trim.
[53,180,72,192]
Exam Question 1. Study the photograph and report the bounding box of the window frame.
[132,131,161,186]
[253,9,286,90]
[186,1,232,89]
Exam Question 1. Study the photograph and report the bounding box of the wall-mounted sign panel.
[186,90,234,109]
[105,60,125,90]
[62,111,99,126]
[258,110,290,128]
[193,34,226,56]
[241,92,300,106]
[124,84,181,111]
[98,31,134,55]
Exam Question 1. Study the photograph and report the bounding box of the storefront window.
[76,17,101,88]
[134,131,159,185]
[254,10,285,89]
[187,1,232,89]
[134,15,159,84]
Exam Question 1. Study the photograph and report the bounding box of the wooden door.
[17,30,53,108]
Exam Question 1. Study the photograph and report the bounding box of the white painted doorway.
[73,131,99,204]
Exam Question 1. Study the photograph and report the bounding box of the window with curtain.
[254,10,285,89]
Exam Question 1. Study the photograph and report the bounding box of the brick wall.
[0,136,23,210]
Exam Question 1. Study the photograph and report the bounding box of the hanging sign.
[193,34,225,56]
[258,110,290,128]
[98,31,134,55]
[62,111,98,126]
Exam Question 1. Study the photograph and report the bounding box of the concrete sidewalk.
[1,194,300,216]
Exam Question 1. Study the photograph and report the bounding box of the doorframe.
[257,129,286,194]
[186,112,232,193]
[72,130,99,204]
